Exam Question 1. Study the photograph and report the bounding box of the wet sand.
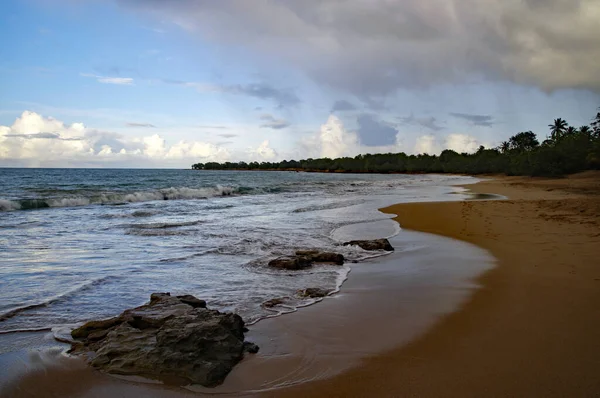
[274,171,600,397]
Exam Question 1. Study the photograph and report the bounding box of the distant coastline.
[193,110,600,177]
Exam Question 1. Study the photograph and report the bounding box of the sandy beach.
[2,172,599,397]
[273,171,600,397]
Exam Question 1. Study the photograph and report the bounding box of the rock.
[243,341,260,354]
[295,250,345,265]
[70,293,257,387]
[263,298,286,308]
[298,288,332,298]
[343,238,394,251]
[268,255,312,270]
[176,294,206,308]
[70,317,122,339]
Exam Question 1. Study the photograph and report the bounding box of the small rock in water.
[263,298,287,308]
[69,292,257,387]
[268,255,312,270]
[295,250,345,265]
[298,288,333,298]
[343,238,394,251]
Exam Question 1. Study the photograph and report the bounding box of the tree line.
[192,109,600,177]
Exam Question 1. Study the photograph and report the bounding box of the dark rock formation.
[343,238,394,251]
[295,250,345,265]
[262,298,287,308]
[268,255,312,270]
[70,293,257,387]
[298,288,333,298]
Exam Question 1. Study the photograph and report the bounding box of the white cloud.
[0,111,230,167]
[319,115,359,159]
[81,73,134,85]
[296,115,403,159]
[248,140,278,160]
[445,133,482,153]
[414,135,441,155]
[413,133,486,155]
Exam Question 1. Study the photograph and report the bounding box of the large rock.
[343,238,394,251]
[268,255,312,270]
[70,293,257,387]
[295,250,345,265]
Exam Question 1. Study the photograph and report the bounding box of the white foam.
[0,199,21,211]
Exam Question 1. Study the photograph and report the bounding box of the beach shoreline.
[3,172,599,397]
[273,171,600,397]
[0,175,492,397]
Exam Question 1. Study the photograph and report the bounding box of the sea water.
[0,168,476,340]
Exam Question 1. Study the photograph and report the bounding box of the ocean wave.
[0,185,236,212]
[125,220,203,230]
[0,276,118,323]
[125,229,193,237]
[292,199,364,213]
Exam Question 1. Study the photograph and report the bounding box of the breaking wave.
[0,185,236,212]
[0,276,118,323]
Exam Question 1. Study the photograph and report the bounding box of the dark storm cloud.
[121,0,600,95]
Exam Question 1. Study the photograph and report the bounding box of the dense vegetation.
[192,109,600,177]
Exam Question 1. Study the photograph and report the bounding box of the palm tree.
[499,141,510,153]
[565,126,577,136]
[549,118,568,141]
[591,110,600,137]
[579,125,592,139]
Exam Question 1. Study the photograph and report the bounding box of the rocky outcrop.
[268,255,313,270]
[298,288,333,298]
[262,298,287,308]
[343,238,394,251]
[69,293,257,387]
[295,250,345,265]
[268,250,345,270]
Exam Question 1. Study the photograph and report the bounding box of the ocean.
[0,168,477,341]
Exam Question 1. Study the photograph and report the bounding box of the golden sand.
[273,171,600,397]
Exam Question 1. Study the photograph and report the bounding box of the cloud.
[331,100,357,112]
[399,114,445,131]
[125,122,156,128]
[248,140,278,160]
[0,111,230,167]
[199,125,229,130]
[217,133,237,138]
[450,113,495,127]
[445,133,483,153]
[122,0,600,95]
[4,132,83,140]
[413,133,485,155]
[297,115,360,159]
[161,79,300,108]
[259,114,290,129]
[81,73,134,85]
[414,135,440,155]
[356,114,398,146]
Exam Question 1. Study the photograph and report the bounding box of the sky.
[0,0,599,168]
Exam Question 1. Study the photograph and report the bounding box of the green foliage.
[192,109,600,177]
